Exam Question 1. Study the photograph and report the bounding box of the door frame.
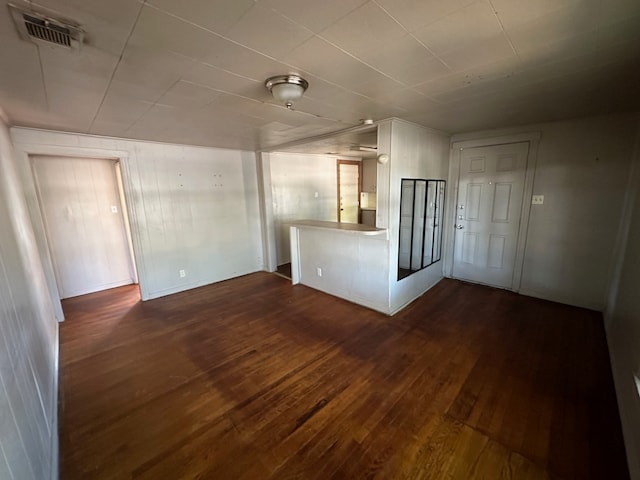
[12,142,140,321]
[30,155,137,299]
[443,132,541,292]
[337,159,362,223]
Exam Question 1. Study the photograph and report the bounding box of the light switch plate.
[532,195,544,205]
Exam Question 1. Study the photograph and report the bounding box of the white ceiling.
[273,126,379,158]
[1,0,639,151]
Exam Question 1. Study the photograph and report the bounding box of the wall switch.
[532,195,544,205]
[179,269,186,278]
[111,205,118,213]
[314,191,319,198]
[316,267,322,277]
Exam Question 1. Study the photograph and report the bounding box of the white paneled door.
[337,160,361,224]
[32,156,135,299]
[452,142,529,289]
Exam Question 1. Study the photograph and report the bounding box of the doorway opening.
[31,155,139,300]
[275,262,292,280]
[337,159,361,224]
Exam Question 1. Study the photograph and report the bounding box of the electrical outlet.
[532,195,545,205]
[179,269,186,278]
[316,267,322,277]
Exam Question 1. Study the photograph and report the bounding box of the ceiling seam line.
[36,47,49,112]
[143,3,292,62]
[371,0,453,71]
[142,3,418,109]
[147,55,358,123]
[124,79,180,134]
[145,2,417,94]
[171,43,409,118]
[166,51,391,123]
[191,61,261,84]
[443,55,635,110]
[118,77,341,134]
[407,35,452,72]
[315,35,416,89]
[87,1,146,134]
[271,1,368,40]
[487,0,521,62]
[191,50,381,107]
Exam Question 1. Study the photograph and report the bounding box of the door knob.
[455,225,464,229]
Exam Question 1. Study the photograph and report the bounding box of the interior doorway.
[452,142,529,289]
[337,160,361,224]
[31,155,137,299]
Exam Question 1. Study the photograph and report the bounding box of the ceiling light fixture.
[265,75,308,110]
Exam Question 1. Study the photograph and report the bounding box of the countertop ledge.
[289,220,387,236]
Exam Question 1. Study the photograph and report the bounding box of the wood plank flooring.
[58,273,629,479]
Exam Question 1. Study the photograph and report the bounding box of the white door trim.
[444,132,541,292]
[256,151,278,272]
[11,142,142,318]
[30,155,136,298]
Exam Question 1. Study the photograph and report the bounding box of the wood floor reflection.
[59,273,629,479]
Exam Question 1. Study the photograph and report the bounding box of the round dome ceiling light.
[265,75,309,110]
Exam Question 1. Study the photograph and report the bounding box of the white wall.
[606,120,640,480]
[452,113,639,310]
[11,128,264,302]
[362,158,377,193]
[0,116,58,479]
[269,152,339,265]
[294,226,390,313]
[383,119,451,313]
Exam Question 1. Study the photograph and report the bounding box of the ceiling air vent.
[9,4,84,52]
[24,13,72,47]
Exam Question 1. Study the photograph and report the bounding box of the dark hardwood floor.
[59,273,629,479]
